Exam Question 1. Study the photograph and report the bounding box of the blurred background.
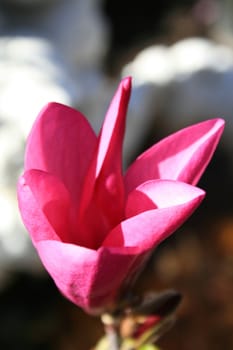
[0,0,233,349]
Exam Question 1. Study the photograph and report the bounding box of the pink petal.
[30,181,205,313]
[17,170,72,244]
[77,78,132,248]
[25,102,97,205]
[125,118,225,194]
[96,77,132,177]
[103,180,205,250]
[35,240,137,314]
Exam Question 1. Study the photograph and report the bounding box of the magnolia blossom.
[17,77,224,314]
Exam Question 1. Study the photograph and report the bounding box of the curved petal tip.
[122,76,132,91]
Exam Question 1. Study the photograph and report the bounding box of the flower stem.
[101,313,120,350]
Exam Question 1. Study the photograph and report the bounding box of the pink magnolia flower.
[17,77,224,314]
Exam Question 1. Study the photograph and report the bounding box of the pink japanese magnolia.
[17,77,224,314]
